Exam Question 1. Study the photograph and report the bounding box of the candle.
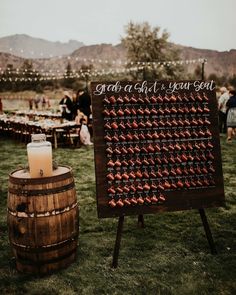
[27,134,53,178]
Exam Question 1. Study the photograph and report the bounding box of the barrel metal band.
[8,201,78,218]
[9,167,73,185]
[8,181,75,196]
[11,234,78,253]
[16,247,77,266]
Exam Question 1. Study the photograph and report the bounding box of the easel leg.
[138,214,144,228]
[199,208,217,254]
[112,216,124,268]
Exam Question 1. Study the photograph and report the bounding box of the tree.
[62,62,77,89]
[207,73,222,85]
[194,65,202,80]
[121,22,184,80]
[0,62,41,91]
[18,59,41,91]
[78,64,94,90]
[228,75,236,88]
[0,64,16,91]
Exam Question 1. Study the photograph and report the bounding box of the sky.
[0,0,235,51]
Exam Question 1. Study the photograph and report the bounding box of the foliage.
[61,62,97,90]
[193,65,203,80]
[0,60,41,92]
[75,63,94,91]
[228,74,236,88]
[0,135,235,294]
[0,60,96,93]
[207,73,228,87]
[61,62,77,89]
[121,22,184,80]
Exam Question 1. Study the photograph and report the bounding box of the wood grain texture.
[7,166,79,274]
[91,81,225,218]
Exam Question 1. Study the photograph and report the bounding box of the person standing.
[41,95,46,110]
[75,88,92,120]
[59,91,74,121]
[75,109,93,146]
[71,91,78,120]
[0,97,3,114]
[34,94,40,110]
[46,96,51,109]
[218,87,229,133]
[28,97,33,110]
[226,89,236,142]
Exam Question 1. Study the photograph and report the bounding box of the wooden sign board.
[91,80,225,218]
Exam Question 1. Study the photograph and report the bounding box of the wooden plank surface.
[91,80,225,218]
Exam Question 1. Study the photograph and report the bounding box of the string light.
[0,43,207,66]
[1,58,206,74]
[0,57,207,83]
[0,66,145,82]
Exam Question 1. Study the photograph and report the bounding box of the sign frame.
[91,80,225,219]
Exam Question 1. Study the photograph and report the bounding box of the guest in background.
[28,97,33,110]
[34,94,40,110]
[0,97,3,114]
[218,87,229,133]
[226,89,236,142]
[75,88,92,121]
[75,109,93,146]
[71,91,78,120]
[41,95,46,110]
[75,88,93,139]
[46,96,51,109]
[59,91,74,121]
[75,109,88,125]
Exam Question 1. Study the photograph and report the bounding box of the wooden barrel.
[7,165,79,274]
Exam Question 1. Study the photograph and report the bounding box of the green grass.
[0,136,236,295]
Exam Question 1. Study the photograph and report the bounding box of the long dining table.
[0,114,80,148]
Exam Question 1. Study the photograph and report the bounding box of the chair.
[63,124,81,148]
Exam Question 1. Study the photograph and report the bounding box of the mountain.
[71,43,126,61]
[0,52,25,68]
[0,43,127,72]
[176,44,236,77]
[0,34,84,58]
[0,35,235,79]
[71,43,236,78]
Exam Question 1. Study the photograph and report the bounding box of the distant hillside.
[71,43,126,61]
[0,44,127,72]
[0,34,84,58]
[0,37,235,79]
[0,52,25,68]
[176,44,236,77]
[72,43,236,78]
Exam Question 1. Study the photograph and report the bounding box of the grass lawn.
[0,135,235,295]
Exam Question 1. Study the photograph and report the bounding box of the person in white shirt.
[218,87,230,133]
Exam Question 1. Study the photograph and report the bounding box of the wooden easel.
[112,209,217,268]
